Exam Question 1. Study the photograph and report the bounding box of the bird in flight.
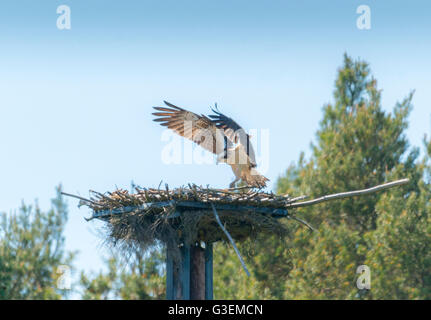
[152,101,269,188]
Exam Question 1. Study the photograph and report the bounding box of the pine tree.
[0,186,75,299]
[275,53,428,299]
[361,137,431,299]
[80,246,165,299]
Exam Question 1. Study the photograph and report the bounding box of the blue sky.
[0,0,430,296]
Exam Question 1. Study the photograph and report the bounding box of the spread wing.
[208,104,257,167]
[152,101,228,155]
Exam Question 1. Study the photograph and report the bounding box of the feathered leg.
[229,177,240,188]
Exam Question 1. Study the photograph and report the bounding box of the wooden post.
[166,242,213,300]
[190,244,205,299]
[180,245,191,299]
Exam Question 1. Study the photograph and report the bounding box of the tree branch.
[211,203,250,277]
[288,178,409,209]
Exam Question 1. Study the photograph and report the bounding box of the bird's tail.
[246,169,269,188]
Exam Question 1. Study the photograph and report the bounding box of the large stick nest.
[77,184,305,258]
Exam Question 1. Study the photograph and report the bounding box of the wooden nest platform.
[70,184,307,248]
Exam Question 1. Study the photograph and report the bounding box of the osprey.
[152,101,269,188]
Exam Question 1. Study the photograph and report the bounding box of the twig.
[290,216,315,231]
[211,203,250,277]
[61,192,97,205]
[225,185,254,191]
[288,178,409,208]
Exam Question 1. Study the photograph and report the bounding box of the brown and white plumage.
[208,104,257,168]
[152,101,269,188]
[153,101,227,156]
